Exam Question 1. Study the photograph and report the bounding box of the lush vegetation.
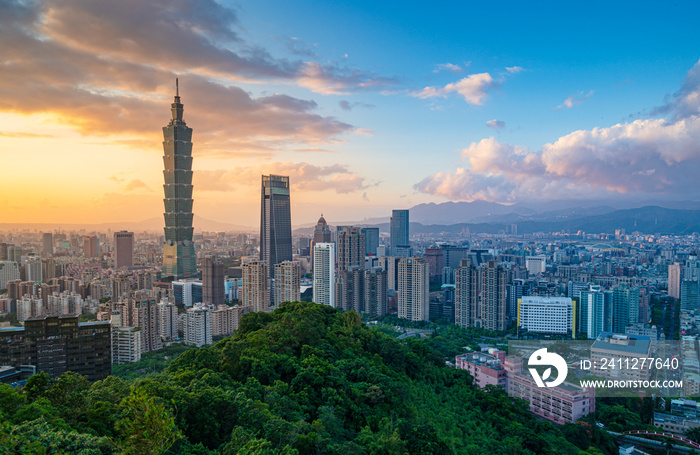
[1,302,608,454]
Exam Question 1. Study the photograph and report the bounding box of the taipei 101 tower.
[161,79,196,279]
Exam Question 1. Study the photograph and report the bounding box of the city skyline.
[2,1,700,227]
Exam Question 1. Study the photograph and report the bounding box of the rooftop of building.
[591,332,651,355]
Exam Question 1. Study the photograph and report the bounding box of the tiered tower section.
[161,80,196,279]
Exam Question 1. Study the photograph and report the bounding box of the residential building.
[274,260,300,305]
[669,263,683,299]
[111,322,142,365]
[481,260,507,331]
[337,227,365,271]
[185,303,212,347]
[313,243,335,307]
[0,261,20,289]
[398,257,429,322]
[455,259,478,328]
[242,260,270,312]
[311,215,332,269]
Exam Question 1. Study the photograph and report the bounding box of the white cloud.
[486,119,505,129]
[505,66,524,74]
[414,72,495,105]
[433,63,465,74]
[416,114,700,201]
[556,90,594,109]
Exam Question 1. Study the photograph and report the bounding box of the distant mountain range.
[294,203,700,236]
[6,200,700,235]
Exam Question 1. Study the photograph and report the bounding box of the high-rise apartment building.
[161,81,197,279]
[364,267,387,317]
[274,260,300,305]
[612,286,640,333]
[669,263,683,299]
[202,257,225,305]
[579,288,613,339]
[336,266,364,312]
[455,259,478,328]
[337,227,365,271]
[185,303,212,347]
[42,233,53,257]
[24,259,42,283]
[311,215,332,269]
[158,300,178,341]
[211,304,250,337]
[0,261,20,289]
[114,231,134,269]
[313,243,335,307]
[390,209,410,257]
[681,280,699,312]
[480,260,507,331]
[111,320,142,365]
[398,257,429,322]
[242,261,270,312]
[260,175,292,277]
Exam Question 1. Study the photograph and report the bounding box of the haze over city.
[2,0,700,228]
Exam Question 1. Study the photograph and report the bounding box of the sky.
[2,0,700,228]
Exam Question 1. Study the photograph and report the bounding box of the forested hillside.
[0,302,605,454]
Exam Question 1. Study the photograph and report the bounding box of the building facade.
[260,174,292,277]
[114,231,134,269]
[390,209,409,257]
[313,243,336,307]
[242,261,270,312]
[161,82,197,279]
[398,257,429,322]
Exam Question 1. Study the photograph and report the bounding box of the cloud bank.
[416,59,700,202]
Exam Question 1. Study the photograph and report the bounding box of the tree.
[116,387,182,455]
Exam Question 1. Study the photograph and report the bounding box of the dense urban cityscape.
[3,0,700,454]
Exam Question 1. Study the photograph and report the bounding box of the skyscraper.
[668,262,682,299]
[311,215,332,269]
[83,235,99,258]
[390,209,410,257]
[274,260,301,305]
[612,286,640,333]
[398,257,429,322]
[337,226,365,271]
[114,231,134,269]
[161,80,196,279]
[455,259,478,328]
[202,257,225,306]
[361,227,380,256]
[313,243,335,307]
[242,261,270,312]
[42,233,53,257]
[260,175,292,276]
[480,260,507,331]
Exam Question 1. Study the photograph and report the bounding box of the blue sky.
[2,0,700,225]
